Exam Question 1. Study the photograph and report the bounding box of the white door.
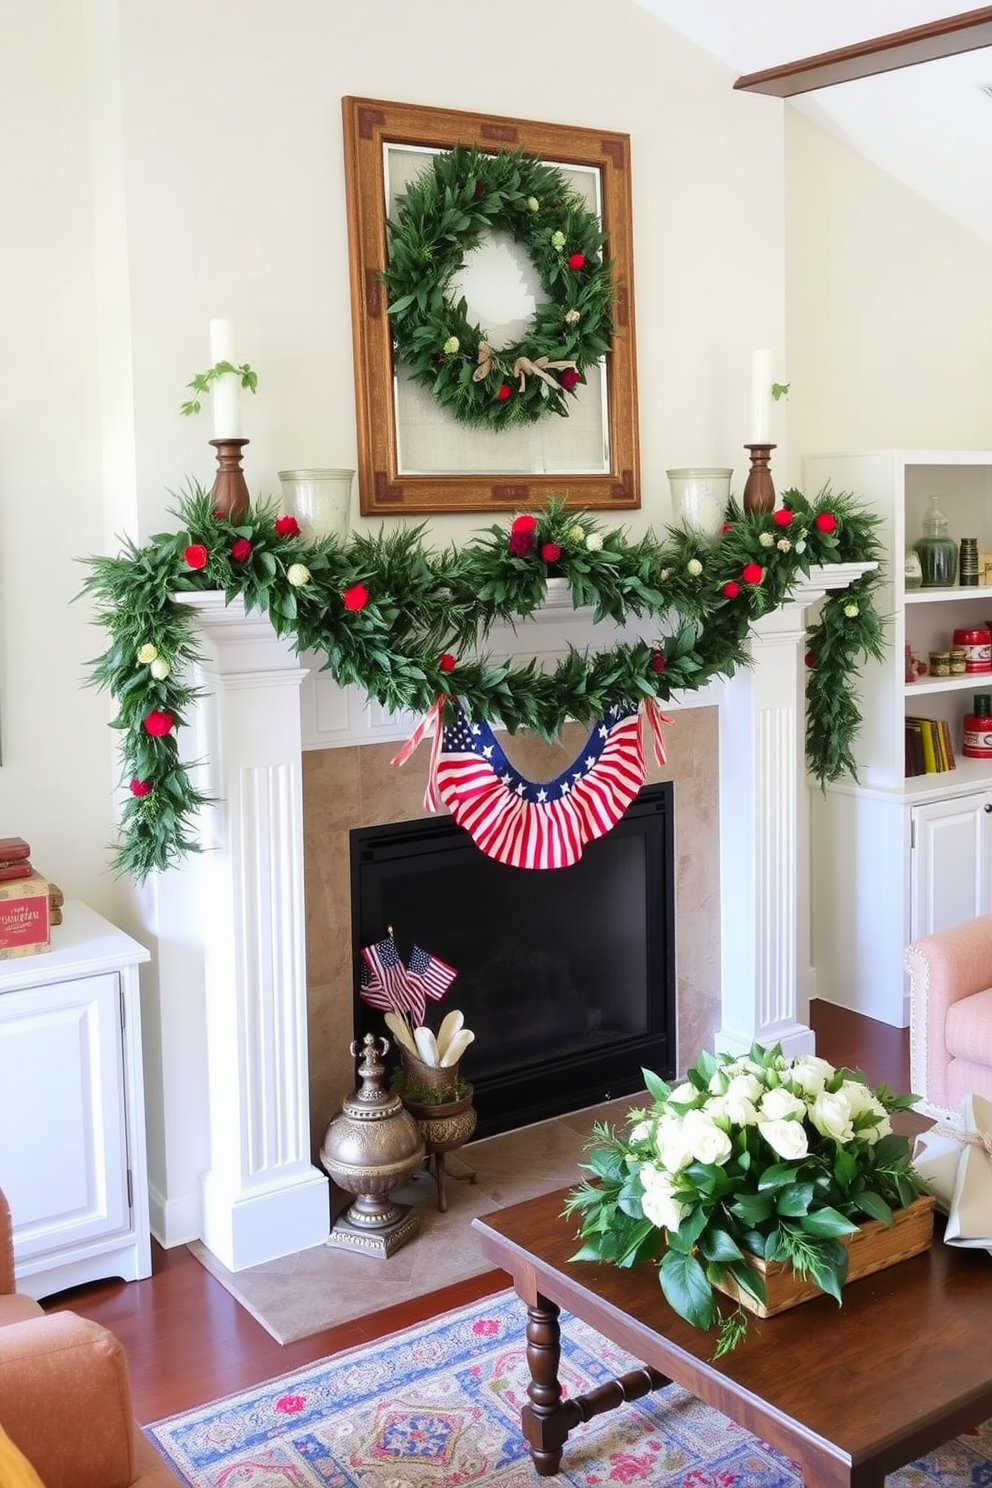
[911,791,992,940]
[0,972,130,1264]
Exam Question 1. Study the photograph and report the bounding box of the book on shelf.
[905,716,956,777]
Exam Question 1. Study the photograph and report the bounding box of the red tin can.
[963,693,992,758]
[952,627,992,672]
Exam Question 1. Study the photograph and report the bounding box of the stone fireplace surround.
[136,566,866,1274]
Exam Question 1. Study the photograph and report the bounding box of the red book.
[0,861,32,881]
[0,837,30,861]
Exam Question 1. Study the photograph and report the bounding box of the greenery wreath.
[382,144,616,429]
[80,489,885,883]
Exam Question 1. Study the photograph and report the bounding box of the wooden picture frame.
[342,97,640,517]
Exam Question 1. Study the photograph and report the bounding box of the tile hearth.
[188,1093,644,1345]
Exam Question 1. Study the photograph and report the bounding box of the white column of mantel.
[716,563,874,1058]
[177,593,329,1270]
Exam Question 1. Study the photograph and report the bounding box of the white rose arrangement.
[565,1042,926,1355]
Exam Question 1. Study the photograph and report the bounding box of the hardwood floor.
[41,1001,911,1425]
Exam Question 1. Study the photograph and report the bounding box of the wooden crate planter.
[715,1194,936,1318]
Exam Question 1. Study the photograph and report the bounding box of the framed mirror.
[342,97,640,516]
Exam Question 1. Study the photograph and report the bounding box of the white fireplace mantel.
[138,567,869,1269]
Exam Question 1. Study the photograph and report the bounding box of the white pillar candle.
[209,318,241,439]
[750,348,773,445]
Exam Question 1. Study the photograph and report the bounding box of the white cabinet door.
[911,791,992,939]
[0,971,130,1264]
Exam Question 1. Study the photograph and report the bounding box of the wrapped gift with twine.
[912,1093,992,1253]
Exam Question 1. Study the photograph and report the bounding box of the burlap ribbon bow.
[912,1092,992,1251]
[512,354,578,392]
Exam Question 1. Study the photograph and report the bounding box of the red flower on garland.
[773,508,793,527]
[559,368,581,392]
[567,252,586,270]
[805,650,816,668]
[722,522,734,533]
[144,710,174,737]
[742,563,764,585]
[511,515,537,533]
[650,650,667,674]
[508,529,535,556]
[541,542,562,564]
[275,514,301,537]
[184,544,208,570]
[722,580,741,599]
[473,181,485,199]
[438,653,456,672]
[129,778,151,797]
[496,384,511,402]
[342,583,369,612]
[815,512,838,533]
[231,538,253,562]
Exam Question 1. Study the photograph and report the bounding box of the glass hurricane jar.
[914,495,958,587]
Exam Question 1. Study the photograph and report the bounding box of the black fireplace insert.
[350,783,676,1139]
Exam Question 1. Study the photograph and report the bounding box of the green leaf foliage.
[381,144,616,431]
[79,487,884,881]
[564,1040,928,1359]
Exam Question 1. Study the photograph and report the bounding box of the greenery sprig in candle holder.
[179,361,258,418]
[79,486,885,882]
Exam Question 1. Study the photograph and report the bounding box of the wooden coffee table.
[473,1187,992,1486]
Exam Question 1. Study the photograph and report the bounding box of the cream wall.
[783,107,992,474]
[2,0,785,927]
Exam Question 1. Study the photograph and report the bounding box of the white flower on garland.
[137,643,158,664]
[687,558,703,577]
[526,196,539,212]
[565,308,581,324]
[845,602,860,618]
[567,524,585,543]
[585,531,603,552]
[150,658,170,680]
[443,335,460,354]
[777,538,792,552]
[759,531,775,548]
[551,229,566,249]
[287,563,311,587]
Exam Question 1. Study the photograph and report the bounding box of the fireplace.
[145,582,848,1270]
[350,783,676,1138]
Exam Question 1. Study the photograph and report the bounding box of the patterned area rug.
[146,1289,992,1487]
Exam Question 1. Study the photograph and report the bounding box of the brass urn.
[398,1050,477,1214]
[320,1034,426,1256]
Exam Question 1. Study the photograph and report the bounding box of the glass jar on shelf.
[914,495,958,587]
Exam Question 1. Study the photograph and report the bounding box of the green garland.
[382,144,615,429]
[79,489,886,882]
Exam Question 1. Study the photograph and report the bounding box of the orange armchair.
[904,914,992,1119]
[0,1186,181,1488]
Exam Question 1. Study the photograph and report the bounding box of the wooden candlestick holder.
[742,443,777,515]
[209,438,250,522]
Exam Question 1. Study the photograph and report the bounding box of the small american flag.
[360,934,413,1016]
[407,944,457,1012]
[434,702,646,869]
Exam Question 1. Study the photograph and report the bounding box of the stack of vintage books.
[0,838,52,959]
[905,716,956,777]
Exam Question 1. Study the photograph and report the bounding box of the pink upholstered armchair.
[904,915,992,1118]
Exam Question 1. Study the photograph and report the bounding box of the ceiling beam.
[734,6,992,96]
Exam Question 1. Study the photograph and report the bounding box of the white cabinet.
[911,790,992,939]
[0,903,151,1298]
[805,451,992,1028]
